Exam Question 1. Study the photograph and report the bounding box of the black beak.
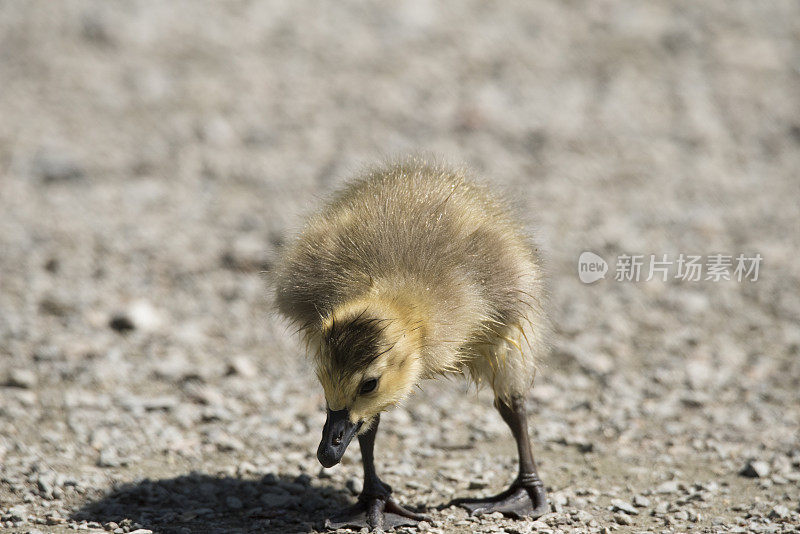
[317,408,362,468]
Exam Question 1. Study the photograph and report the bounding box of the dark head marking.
[325,311,393,375]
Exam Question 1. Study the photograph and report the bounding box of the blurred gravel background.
[1,1,799,533]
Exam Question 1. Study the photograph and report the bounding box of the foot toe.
[325,498,427,531]
[456,486,549,519]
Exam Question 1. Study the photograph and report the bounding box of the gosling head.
[314,300,423,467]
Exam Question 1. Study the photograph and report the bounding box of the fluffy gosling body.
[274,159,550,529]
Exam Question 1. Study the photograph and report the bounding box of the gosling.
[273,159,550,530]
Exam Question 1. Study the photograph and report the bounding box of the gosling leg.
[325,414,429,531]
[453,395,549,518]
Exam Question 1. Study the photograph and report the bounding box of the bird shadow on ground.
[71,471,352,534]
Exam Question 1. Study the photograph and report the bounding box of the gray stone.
[226,356,258,378]
[613,512,632,525]
[97,449,129,468]
[260,493,293,508]
[610,498,639,515]
[673,510,689,521]
[226,496,243,509]
[655,480,680,493]
[572,510,593,523]
[6,369,37,389]
[33,149,84,182]
[740,460,770,478]
[7,505,28,521]
[769,505,790,520]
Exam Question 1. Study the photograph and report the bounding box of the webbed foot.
[452,477,548,519]
[325,494,428,531]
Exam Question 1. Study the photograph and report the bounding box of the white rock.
[613,512,632,525]
[227,356,258,378]
[769,504,790,520]
[7,369,37,388]
[740,460,770,478]
[655,480,680,493]
[610,498,639,515]
[127,300,163,332]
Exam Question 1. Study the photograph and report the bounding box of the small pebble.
[33,148,84,182]
[6,369,37,389]
[226,496,243,509]
[655,480,680,493]
[613,512,632,525]
[226,356,258,378]
[610,498,639,515]
[769,505,790,520]
[740,460,770,478]
[108,314,135,333]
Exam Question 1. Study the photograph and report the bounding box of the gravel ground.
[1,2,799,533]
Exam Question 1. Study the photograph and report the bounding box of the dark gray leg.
[325,415,429,531]
[453,395,549,518]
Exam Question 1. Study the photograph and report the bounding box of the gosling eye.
[359,378,379,395]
